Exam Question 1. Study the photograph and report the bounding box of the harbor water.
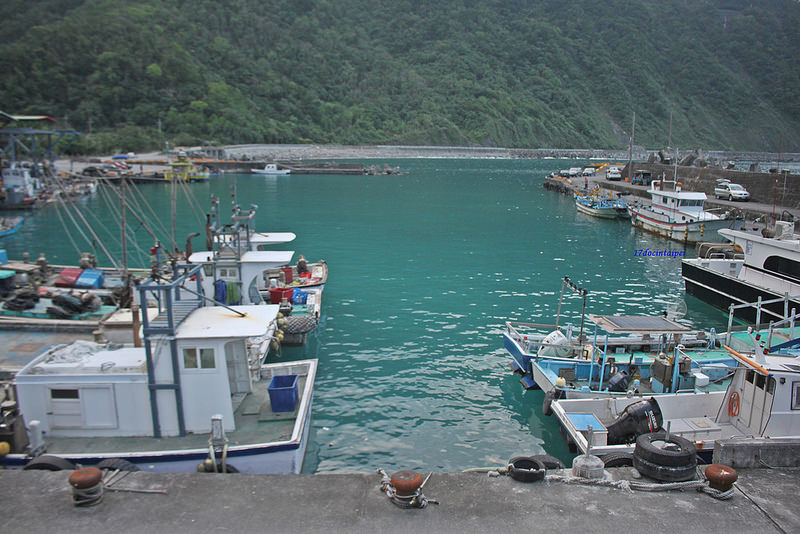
[1,159,729,473]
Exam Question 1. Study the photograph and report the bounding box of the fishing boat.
[503,277,718,390]
[0,252,151,331]
[0,216,23,238]
[682,221,800,324]
[1,165,44,209]
[252,163,290,175]
[0,264,317,474]
[551,317,800,462]
[574,192,618,219]
[187,205,325,345]
[164,152,209,182]
[627,179,743,243]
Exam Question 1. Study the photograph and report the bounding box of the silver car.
[714,182,750,201]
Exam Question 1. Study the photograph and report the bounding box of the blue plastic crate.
[268,374,299,412]
[75,269,105,289]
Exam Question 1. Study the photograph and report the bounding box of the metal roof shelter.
[587,314,692,333]
[0,111,81,165]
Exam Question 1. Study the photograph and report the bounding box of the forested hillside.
[1,0,798,153]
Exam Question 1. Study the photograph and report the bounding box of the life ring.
[728,392,740,417]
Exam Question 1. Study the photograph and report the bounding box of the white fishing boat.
[627,179,742,243]
[0,265,317,474]
[187,205,325,345]
[252,163,290,175]
[682,221,800,324]
[551,319,800,463]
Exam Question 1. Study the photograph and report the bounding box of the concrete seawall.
[624,162,800,209]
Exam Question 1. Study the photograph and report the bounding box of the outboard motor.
[606,397,663,445]
[605,370,629,392]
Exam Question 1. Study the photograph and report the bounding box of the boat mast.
[121,176,128,285]
[171,176,177,254]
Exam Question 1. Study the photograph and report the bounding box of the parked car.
[606,167,622,181]
[714,181,750,201]
[582,168,596,176]
[631,170,653,185]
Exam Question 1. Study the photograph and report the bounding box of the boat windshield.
[679,199,704,207]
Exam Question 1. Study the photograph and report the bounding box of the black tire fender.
[633,454,697,483]
[23,454,76,471]
[600,451,634,468]
[507,457,546,482]
[95,458,141,471]
[634,432,696,467]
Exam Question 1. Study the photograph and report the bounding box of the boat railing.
[765,310,800,351]
[725,293,800,344]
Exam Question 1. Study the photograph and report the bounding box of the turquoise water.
[1,159,729,473]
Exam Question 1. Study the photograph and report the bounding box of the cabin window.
[755,373,766,390]
[793,382,800,410]
[763,256,800,284]
[218,268,238,280]
[767,377,776,395]
[51,389,79,399]
[183,347,216,369]
[746,370,755,384]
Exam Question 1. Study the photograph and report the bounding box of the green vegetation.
[1,0,798,152]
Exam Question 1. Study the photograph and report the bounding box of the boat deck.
[0,330,94,376]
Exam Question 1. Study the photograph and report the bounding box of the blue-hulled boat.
[0,216,23,238]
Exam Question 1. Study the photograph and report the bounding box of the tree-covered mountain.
[1,0,798,153]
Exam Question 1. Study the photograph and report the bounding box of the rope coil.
[71,481,104,506]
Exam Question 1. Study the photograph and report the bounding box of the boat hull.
[682,259,800,323]
[575,201,618,219]
[629,207,742,243]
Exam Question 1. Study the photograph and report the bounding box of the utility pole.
[628,112,636,180]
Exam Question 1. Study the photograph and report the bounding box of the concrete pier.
[1,468,798,533]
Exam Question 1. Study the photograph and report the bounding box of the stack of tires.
[632,432,697,482]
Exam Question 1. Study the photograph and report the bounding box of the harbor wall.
[625,162,800,209]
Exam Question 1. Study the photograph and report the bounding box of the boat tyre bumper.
[507,457,546,482]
